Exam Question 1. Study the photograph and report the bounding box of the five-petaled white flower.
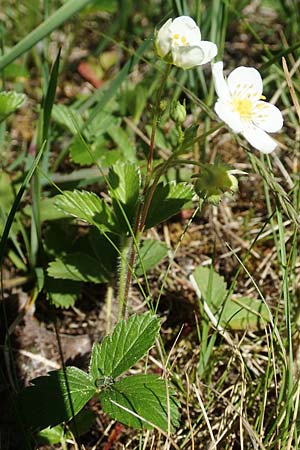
[212,61,283,153]
[155,16,218,70]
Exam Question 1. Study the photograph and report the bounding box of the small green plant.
[18,312,179,433]
[1,1,299,448]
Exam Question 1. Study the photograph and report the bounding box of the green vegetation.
[0,0,299,448]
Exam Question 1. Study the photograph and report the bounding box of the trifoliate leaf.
[145,182,193,229]
[89,312,160,380]
[18,367,96,430]
[100,374,179,431]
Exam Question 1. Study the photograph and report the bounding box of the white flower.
[212,61,283,153]
[155,16,218,70]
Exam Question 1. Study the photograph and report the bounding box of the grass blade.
[42,48,61,141]
[0,0,93,70]
[0,142,46,267]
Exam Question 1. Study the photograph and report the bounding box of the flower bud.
[159,99,168,112]
[170,100,187,124]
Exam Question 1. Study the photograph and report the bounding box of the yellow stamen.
[173,33,179,39]
[232,97,253,120]
[260,95,266,100]
[181,35,187,44]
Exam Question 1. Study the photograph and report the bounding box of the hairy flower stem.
[120,203,143,318]
[105,284,113,334]
[117,236,130,320]
[145,64,171,187]
[119,65,171,316]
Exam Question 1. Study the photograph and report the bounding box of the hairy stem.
[119,65,171,315]
[105,284,113,334]
[117,236,130,320]
[145,64,171,188]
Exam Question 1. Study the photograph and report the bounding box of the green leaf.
[43,222,77,257]
[69,136,92,166]
[89,312,160,380]
[192,266,228,312]
[23,197,69,221]
[46,277,81,308]
[69,135,118,167]
[220,296,269,330]
[107,124,136,161]
[54,190,116,233]
[0,91,26,121]
[41,197,72,221]
[36,425,64,445]
[145,182,193,229]
[135,239,168,277]
[87,110,115,138]
[192,266,269,330]
[179,124,198,152]
[0,172,15,214]
[52,104,84,135]
[108,162,140,230]
[82,0,117,14]
[18,367,96,430]
[100,375,179,431]
[88,228,118,275]
[4,62,29,80]
[68,409,96,437]
[47,252,109,283]
[36,409,95,445]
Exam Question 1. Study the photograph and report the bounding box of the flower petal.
[253,101,283,132]
[172,45,205,69]
[212,61,230,101]
[156,18,172,57]
[228,67,263,102]
[214,100,244,133]
[242,125,278,153]
[170,16,201,42]
[196,41,218,64]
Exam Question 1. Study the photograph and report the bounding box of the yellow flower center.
[232,97,253,120]
[172,33,189,46]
